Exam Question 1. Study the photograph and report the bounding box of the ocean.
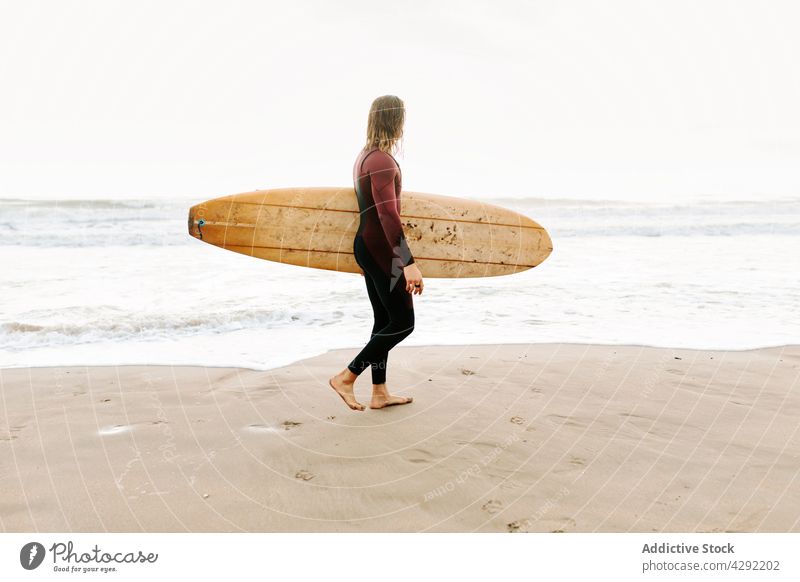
[1,195,798,370]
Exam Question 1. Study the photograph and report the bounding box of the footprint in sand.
[545,413,585,428]
[251,383,281,393]
[0,426,22,441]
[551,516,576,531]
[500,479,523,491]
[295,470,315,481]
[481,499,503,514]
[510,416,525,425]
[569,455,586,467]
[404,448,435,464]
[553,455,587,474]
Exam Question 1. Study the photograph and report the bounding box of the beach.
[2,343,798,533]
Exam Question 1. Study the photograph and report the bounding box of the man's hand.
[404,263,424,295]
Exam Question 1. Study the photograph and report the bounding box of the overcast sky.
[1,0,798,201]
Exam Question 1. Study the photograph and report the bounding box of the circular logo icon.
[20,542,46,570]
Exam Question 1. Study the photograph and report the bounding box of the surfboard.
[187,187,552,278]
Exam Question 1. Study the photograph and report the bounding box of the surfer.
[329,95,424,411]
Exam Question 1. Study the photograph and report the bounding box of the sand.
[1,343,798,532]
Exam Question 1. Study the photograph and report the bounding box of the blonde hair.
[364,95,405,155]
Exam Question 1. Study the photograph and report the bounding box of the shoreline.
[2,341,797,373]
[1,342,799,532]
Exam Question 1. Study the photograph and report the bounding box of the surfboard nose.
[187,205,196,238]
[187,204,205,239]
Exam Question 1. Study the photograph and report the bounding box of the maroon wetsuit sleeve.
[369,153,415,267]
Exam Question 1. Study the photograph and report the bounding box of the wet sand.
[1,343,798,532]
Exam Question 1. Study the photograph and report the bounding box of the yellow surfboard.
[187,187,552,278]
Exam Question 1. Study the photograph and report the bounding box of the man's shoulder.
[362,148,398,172]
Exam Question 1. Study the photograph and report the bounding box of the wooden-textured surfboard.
[187,187,552,278]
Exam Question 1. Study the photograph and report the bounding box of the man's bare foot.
[329,370,364,411]
[370,384,413,409]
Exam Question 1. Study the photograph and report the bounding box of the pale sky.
[1,0,799,202]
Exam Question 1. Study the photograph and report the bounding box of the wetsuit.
[347,147,416,385]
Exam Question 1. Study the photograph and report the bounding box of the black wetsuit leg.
[348,235,415,384]
[362,273,391,384]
